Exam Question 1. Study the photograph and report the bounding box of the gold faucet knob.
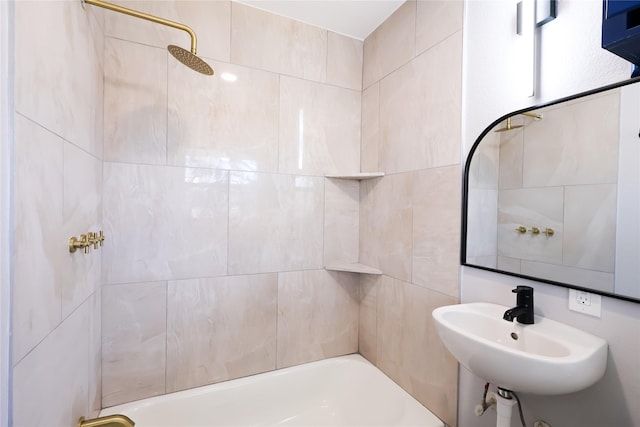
[87,232,99,250]
[81,234,91,253]
[543,227,555,237]
[515,226,527,234]
[529,227,540,235]
[98,230,105,246]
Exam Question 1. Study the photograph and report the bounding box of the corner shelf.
[324,172,384,276]
[325,172,384,180]
[325,262,382,275]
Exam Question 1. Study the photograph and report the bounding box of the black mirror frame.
[461,76,640,304]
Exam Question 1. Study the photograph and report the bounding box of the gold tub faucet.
[78,415,135,427]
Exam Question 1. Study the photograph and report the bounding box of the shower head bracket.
[83,0,197,53]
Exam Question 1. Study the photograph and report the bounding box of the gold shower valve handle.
[529,227,540,235]
[543,227,555,237]
[88,232,99,250]
[515,226,527,234]
[69,234,89,253]
[69,231,105,254]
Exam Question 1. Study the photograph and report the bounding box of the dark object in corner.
[602,0,640,76]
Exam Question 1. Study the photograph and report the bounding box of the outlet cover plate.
[568,289,602,318]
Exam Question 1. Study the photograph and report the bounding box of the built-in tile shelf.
[324,173,384,275]
[325,263,382,275]
[325,172,385,180]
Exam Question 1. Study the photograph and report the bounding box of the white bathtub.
[100,354,444,426]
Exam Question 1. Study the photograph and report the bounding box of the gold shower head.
[168,45,214,76]
[83,0,214,76]
[494,117,524,133]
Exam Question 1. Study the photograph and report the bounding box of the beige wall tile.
[102,282,167,407]
[359,275,379,364]
[228,172,324,274]
[13,303,90,427]
[466,189,498,261]
[466,126,499,262]
[379,31,462,173]
[363,1,416,89]
[412,166,461,298]
[15,0,103,157]
[361,83,380,172]
[168,59,279,172]
[497,256,522,273]
[523,91,619,187]
[498,187,564,264]
[324,179,359,266]
[104,38,167,165]
[327,32,363,90]
[88,291,102,417]
[376,276,458,427]
[62,143,102,318]
[13,0,104,421]
[231,3,327,82]
[498,125,524,189]
[166,274,277,392]
[277,270,359,369]
[564,184,616,272]
[278,77,361,175]
[13,114,63,362]
[521,261,614,293]
[416,0,464,55]
[104,0,231,62]
[360,174,413,282]
[103,162,228,284]
[468,129,500,190]
[469,132,500,190]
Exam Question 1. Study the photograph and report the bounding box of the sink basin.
[432,302,607,395]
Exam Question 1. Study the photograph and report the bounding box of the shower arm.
[83,0,198,54]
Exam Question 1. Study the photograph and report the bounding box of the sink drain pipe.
[496,388,519,427]
[476,383,528,427]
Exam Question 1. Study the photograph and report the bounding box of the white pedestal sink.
[432,302,608,426]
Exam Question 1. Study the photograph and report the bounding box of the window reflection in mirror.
[463,78,640,302]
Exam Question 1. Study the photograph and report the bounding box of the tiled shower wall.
[101,1,363,407]
[358,2,463,426]
[11,1,465,425]
[12,1,104,425]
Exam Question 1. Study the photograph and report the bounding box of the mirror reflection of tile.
[466,83,640,300]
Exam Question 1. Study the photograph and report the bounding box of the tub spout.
[78,415,135,427]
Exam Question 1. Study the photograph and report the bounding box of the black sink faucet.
[503,285,534,324]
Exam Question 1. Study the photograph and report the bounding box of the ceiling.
[234,0,405,40]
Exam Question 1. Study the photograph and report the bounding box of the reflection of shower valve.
[514,226,554,237]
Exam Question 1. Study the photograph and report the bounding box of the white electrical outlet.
[568,289,602,317]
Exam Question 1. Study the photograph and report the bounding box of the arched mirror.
[462,77,640,303]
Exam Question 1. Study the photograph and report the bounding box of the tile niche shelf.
[324,172,385,180]
[323,172,385,275]
[325,262,382,275]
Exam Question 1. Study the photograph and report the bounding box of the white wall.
[462,1,639,426]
